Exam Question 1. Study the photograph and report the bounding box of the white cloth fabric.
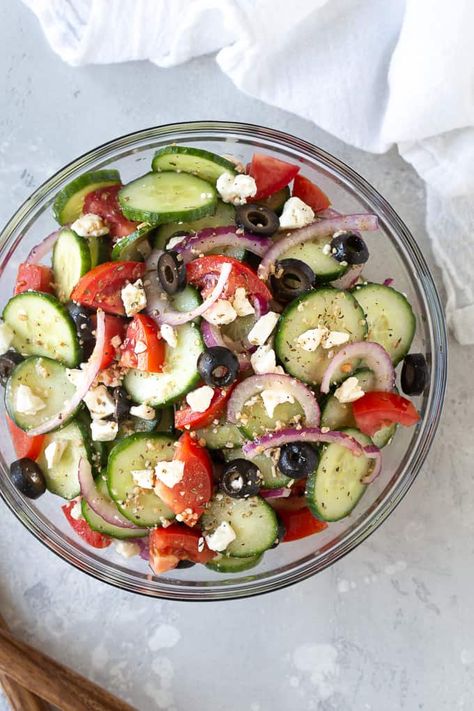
[23,0,474,343]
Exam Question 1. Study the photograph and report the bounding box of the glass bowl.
[0,122,447,600]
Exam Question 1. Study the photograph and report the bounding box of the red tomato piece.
[83,184,138,239]
[174,385,234,430]
[149,524,215,574]
[292,174,331,213]
[186,255,272,302]
[70,261,146,315]
[14,264,54,295]
[62,500,111,549]
[89,313,126,369]
[6,415,45,460]
[352,391,420,437]
[119,314,165,372]
[272,497,328,542]
[248,153,300,200]
[154,432,213,525]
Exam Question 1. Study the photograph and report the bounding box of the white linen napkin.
[22,0,474,343]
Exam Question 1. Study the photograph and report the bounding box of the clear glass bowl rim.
[0,121,447,601]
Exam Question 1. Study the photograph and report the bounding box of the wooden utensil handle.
[0,627,135,711]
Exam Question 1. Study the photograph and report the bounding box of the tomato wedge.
[292,174,330,213]
[154,432,213,525]
[119,314,165,372]
[83,184,138,239]
[14,264,54,295]
[6,415,45,460]
[352,391,420,437]
[174,385,234,430]
[62,500,111,548]
[89,313,126,369]
[149,524,215,574]
[248,153,300,200]
[70,261,146,315]
[271,497,327,542]
[186,255,272,302]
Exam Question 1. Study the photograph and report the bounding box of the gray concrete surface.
[0,2,473,710]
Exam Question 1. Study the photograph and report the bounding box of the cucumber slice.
[195,420,245,450]
[111,224,155,261]
[53,169,121,225]
[107,432,175,527]
[305,428,373,521]
[118,172,217,225]
[239,395,305,439]
[353,283,416,365]
[274,287,367,385]
[123,322,203,407]
[206,553,263,573]
[278,236,347,282]
[224,448,292,489]
[170,285,201,313]
[3,291,81,367]
[82,476,148,539]
[52,228,91,302]
[89,235,111,267]
[5,356,78,431]
[259,186,290,216]
[201,495,278,557]
[36,416,93,499]
[151,146,236,184]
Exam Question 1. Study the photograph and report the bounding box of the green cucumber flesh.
[239,395,305,439]
[123,322,203,407]
[81,476,148,539]
[107,432,175,527]
[274,287,367,385]
[353,283,416,365]
[278,236,347,282]
[206,553,263,573]
[195,420,244,450]
[52,228,91,302]
[152,146,236,184]
[170,285,201,313]
[201,494,278,557]
[118,172,217,225]
[259,186,290,216]
[111,224,155,261]
[89,235,111,267]
[53,170,121,225]
[5,356,78,431]
[224,447,292,489]
[3,291,81,367]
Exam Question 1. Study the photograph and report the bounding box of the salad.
[0,145,426,576]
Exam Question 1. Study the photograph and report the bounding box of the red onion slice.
[330,263,364,289]
[383,277,394,287]
[243,426,364,458]
[27,310,106,435]
[258,214,378,281]
[320,341,395,395]
[200,321,251,370]
[78,458,145,530]
[260,487,292,499]
[227,374,320,427]
[174,226,272,262]
[361,444,382,483]
[25,229,60,264]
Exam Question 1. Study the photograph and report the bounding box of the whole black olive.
[221,459,262,498]
[9,458,46,499]
[401,353,428,396]
[67,302,95,359]
[0,350,24,386]
[278,442,319,479]
[330,231,369,265]
[197,347,239,388]
[270,258,316,304]
[157,250,187,295]
[270,518,287,549]
[112,386,131,421]
[235,204,280,236]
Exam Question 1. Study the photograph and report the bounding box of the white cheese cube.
[131,469,155,489]
[247,311,280,346]
[279,197,315,230]
[232,288,255,317]
[322,331,350,349]
[14,384,46,415]
[0,321,14,354]
[160,323,177,348]
[154,460,185,489]
[115,541,140,558]
[296,327,328,352]
[84,385,115,420]
[44,440,68,469]
[203,299,237,325]
[205,521,236,552]
[250,344,283,375]
[186,385,214,413]
[69,500,83,520]
[334,376,365,403]
[260,389,295,418]
[130,403,156,420]
[121,279,147,317]
[216,172,257,206]
[65,368,84,388]
[71,213,109,237]
[90,419,118,442]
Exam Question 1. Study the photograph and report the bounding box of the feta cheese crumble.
[232,288,255,317]
[216,172,257,206]
[90,419,118,442]
[260,389,295,418]
[44,441,68,469]
[296,327,328,352]
[321,330,350,349]
[69,500,83,520]
[203,299,237,325]
[334,376,365,403]
[205,521,236,552]
[160,323,177,348]
[167,234,188,250]
[0,321,13,354]
[186,385,214,413]
[65,368,84,388]
[250,344,283,375]
[115,541,140,559]
[131,469,155,489]
[154,460,185,489]
[130,403,156,420]
[121,279,147,317]
[14,384,46,415]
[84,385,115,420]
[279,197,315,230]
[322,243,332,256]
[71,213,109,237]
[247,311,279,346]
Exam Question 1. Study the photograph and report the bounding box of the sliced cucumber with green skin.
[206,553,263,573]
[111,223,155,261]
[239,396,305,439]
[82,475,148,539]
[5,356,78,431]
[195,420,245,450]
[201,494,278,558]
[89,235,111,267]
[305,428,373,522]
[151,146,236,184]
[278,236,347,282]
[52,228,91,302]
[36,416,93,499]
[170,285,201,313]
[107,433,175,527]
[53,169,121,225]
[118,172,217,225]
[275,287,367,386]
[3,291,81,367]
[124,322,203,407]
[259,186,290,216]
[155,406,175,434]
[224,448,292,489]
[352,283,416,365]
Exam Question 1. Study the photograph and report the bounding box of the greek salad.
[1,145,426,576]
